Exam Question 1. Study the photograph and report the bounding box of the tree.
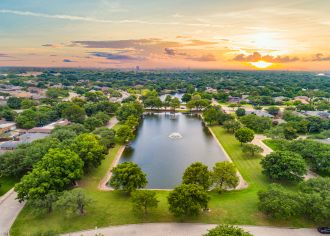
[181,93,192,103]
[7,96,22,109]
[182,162,211,190]
[211,162,239,192]
[116,102,143,122]
[125,115,139,128]
[260,151,307,182]
[71,133,105,171]
[241,143,263,157]
[62,104,86,123]
[115,125,133,144]
[234,128,254,145]
[170,97,180,112]
[84,91,106,102]
[15,109,38,129]
[203,224,252,236]
[235,108,246,117]
[83,117,103,131]
[15,148,84,201]
[93,127,116,148]
[203,107,220,125]
[143,96,162,109]
[258,184,303,219]
[283,126,298,140]
[28,191,58,214]
[93,112,110,125]
[266,106,280,116]
[131,190,159,215]
[109,162,148,194]
[168,184,209,217]
[299,177,330,224]
[223,120,241,133]
[56,188,92,215]
[240,115,272,133]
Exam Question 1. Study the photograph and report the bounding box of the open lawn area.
[0,176,18,197]
[11,127,314,236]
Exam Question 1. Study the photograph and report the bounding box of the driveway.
[62,223,320,236]
[0,189,25,236]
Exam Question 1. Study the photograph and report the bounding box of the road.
[62,223,320,236]
[0,189,25,236]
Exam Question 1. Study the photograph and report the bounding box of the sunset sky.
[0,0,330,70]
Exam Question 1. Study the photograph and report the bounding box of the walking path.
[98,145,125,191]
[62,223,319,236]
[0,189,25,236]
[251,134,273,156]
[251,135,318,180]
[106,117,119,129]
[208,127,248,190]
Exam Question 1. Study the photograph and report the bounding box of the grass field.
[11,127,313,236]
[0,176,18,197]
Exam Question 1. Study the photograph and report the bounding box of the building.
[0,122,16,135]
[0,132,49,150]
[28,119,70,134]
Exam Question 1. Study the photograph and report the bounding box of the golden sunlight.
[250,60,273,69]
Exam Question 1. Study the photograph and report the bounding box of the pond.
[119,112,228,189]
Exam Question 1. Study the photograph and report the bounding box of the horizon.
[1,0,330,71]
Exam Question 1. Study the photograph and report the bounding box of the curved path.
[62,223,319,236]
[0,189,25,236]
[251,134,273,156]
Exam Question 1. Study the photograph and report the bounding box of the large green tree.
[258,184,303,219]
[15,148,84,201]
[182,162,211,190]
[168,184,209,217]
[131,190,159,215]
[211,162,239,192]
[56,188,92,216]
[234,127,254,145]
[109,162,148,194]
[261,151,307,182]
[71,133,105,170]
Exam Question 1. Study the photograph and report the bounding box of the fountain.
[168,132,183,139]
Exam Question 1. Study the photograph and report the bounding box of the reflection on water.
[120,112,227,189]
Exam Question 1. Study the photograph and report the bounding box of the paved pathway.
[0,189,25,236]
[62,223,320,236]
[106,117,119,129]
[251,134,273,156]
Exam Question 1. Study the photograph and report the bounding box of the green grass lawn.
[0,176,18,197]
[11,127,313,236]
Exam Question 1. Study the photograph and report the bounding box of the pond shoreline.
[99,112,248,191]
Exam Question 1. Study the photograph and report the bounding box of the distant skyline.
[1,0,330,70]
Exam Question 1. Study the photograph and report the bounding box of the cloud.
[42,44,62,48]
[0,53,10,58]
[164,48,176,56]
[72,39,182,49]
[311,53,330,61]
[186,54,217,62]
[0,9,226,28]
[233,52,299,63]
[63,59,75,62]
[90,52,143,61]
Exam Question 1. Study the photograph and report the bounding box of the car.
[318,227,330,234]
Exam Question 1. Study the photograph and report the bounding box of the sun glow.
[250,60,273,69]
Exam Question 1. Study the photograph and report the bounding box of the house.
[246,110,274,118]
[303,111,330,119]
[274,96,288,103]
[0,132,49,150]
[28,119,70,134]
[294,96,310,104]
[228,96,242,103]
[205,87,217,94]
[0,122,16,135]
